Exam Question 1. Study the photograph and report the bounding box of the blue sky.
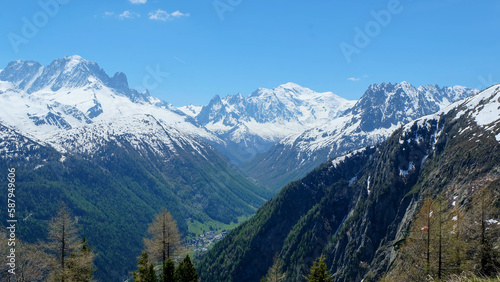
[0,0,499,106]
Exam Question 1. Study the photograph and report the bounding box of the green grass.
[186,215,252,240]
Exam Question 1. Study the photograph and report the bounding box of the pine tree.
[46,203,84,282]
[304,254,332,282]
[144,264,158,282]
[174,255,198,282]
[163,259,175,282]
[145,208,183,268]
[133,251,153,282]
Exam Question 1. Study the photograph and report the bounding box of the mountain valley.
[0,55,496,281]
[198,84,500,281]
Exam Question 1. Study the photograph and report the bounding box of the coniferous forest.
[1,2,500,280]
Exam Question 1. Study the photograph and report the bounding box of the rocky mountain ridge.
[198,84,500,281]
[242,81,478,191]
[0,56,271,281]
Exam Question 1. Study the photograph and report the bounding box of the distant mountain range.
[0,56,270,280]
[0,55,484,280]
[177,79,476,191]
[179,82,356,165]
[241,82,477,190]
[198,84,500,282]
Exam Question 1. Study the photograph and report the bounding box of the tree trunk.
[426,204,431,276]
[438,200,442,280]
[61,220,65,282]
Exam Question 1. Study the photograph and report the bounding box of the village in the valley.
[189,230,228,252]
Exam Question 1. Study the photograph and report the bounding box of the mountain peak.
[65,54,84,60]
[0,60,43,88]
[277,82,304,89]
[249,82,313,99]
[59,55,88,71]
[63,54,85,62]
[51,55,95,73]
[0,56,162,107]
[399,80,412,87]
[20,55,109,93]
[109,71,129,91]
[211,94,222,103]
[365,81,418,95]
[348,82,477,131]
[398,81,417,91]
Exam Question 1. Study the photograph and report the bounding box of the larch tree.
[66,237,96,281]
[144,208,183,268]
[0,227,51,282]
[396,197,435,281]
[46,203,87,282]
[261,253,285,282]
[386,183,500,281]
[446,200,469,274]
[389,196,458,281]
[17,241,52,282]
[434,195,448,280]
[468,186,500,276]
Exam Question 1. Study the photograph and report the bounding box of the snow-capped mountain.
[243,82,478,191]
[188,82,356,164]
[178,104,203,117]
[0,55,218,154]
[0,123,56,162]
[199,84,500,282]
[401,83,500,144]
[0,56,272,280]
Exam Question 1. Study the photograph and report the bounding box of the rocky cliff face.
[198,85,500,281]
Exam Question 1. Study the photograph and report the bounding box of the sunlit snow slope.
[243,82,478,191]
[0,55,219,156]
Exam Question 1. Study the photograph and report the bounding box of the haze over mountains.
[0,56,486,280]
